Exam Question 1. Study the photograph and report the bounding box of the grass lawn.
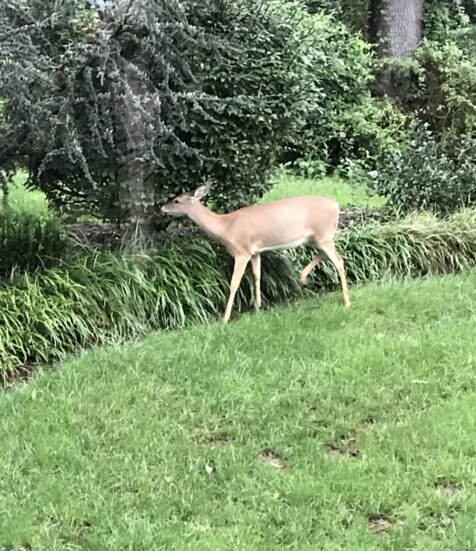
[261,170,385,208]
[1,272,476,549]
[2,169,383,220]
[1,171,50,215]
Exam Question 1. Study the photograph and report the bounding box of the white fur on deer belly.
[251,236,310,255]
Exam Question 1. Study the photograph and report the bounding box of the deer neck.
[187,202,229,242]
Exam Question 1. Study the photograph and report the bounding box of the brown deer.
[161,182,350,323]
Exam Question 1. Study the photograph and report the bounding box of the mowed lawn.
[1,273,476,549]
[2,169,385,217]
[261,171,385,208]
[0,171,50,215]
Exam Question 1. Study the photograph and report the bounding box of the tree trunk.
[116,58,157,238]
[114,1,161,238]
[370,0,424,59]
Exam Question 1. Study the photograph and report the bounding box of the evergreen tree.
[0,0,319,231]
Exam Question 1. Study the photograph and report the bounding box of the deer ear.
[193,181,212,200]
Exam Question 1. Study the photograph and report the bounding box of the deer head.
[161,182,211,217]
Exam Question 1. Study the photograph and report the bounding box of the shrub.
[372,39,476,147]
[368,128,476,214]
[413,40,476,141]
[326,98,409,176]
[1,0,321,227]
[2,209,476,379]
[283,13,407,175]
[423,1,476,46]
[0,210,67,278]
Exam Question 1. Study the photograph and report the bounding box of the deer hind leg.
[223,255,251,323]
[300,251,326,285]
[317,240,351,308]
[250,254,262,311]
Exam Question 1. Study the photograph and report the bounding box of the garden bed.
[1,209,476,382]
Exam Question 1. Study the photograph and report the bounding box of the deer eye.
[174,199,180,204]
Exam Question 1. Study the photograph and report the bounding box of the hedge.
[0,209,67,278]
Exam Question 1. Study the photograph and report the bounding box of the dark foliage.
[0,210,67,277]
[300,0,370,34]
[0,0,320,228]
[369,128,476,214]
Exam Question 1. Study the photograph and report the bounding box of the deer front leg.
[250,254,261,311]
[223,255,251,323]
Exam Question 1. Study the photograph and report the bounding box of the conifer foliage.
[0,0,319,230]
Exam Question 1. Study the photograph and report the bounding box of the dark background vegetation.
[2,0,476,227]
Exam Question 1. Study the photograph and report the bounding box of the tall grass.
[1,210,476,379]
[300,210,476,290]
[0,209,67,278]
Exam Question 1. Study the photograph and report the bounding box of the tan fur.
[162,185,350,323]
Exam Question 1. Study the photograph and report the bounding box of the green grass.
[1,172,102,223]
[1,273,476,549]
[1,171,50,215]
[261,171,385,208]
[2,169,382,219]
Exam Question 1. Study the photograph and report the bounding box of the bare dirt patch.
[325,430,361,460]
[434,479,462,499]
[359,415,376,428]
[368,514,392,534]
[258,449,289,470]
[68,223,124,246]
[338,208,383,230]
[419,508,458,531]
[196,432,232,448]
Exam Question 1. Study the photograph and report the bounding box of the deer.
[161,182,350,323]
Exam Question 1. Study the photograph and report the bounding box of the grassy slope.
[261,171,385,208]
[1,273,476,550]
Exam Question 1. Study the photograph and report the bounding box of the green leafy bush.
[2,210,476,378]
[368,129,476,214]
[368,7,476,217]
[414,40,476,141]
[373,39,476,147]
[0,210,67,278]
[327,98,409,176]
[283,13,407,175]
[423,1,476,46]
[1,0,322,226]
